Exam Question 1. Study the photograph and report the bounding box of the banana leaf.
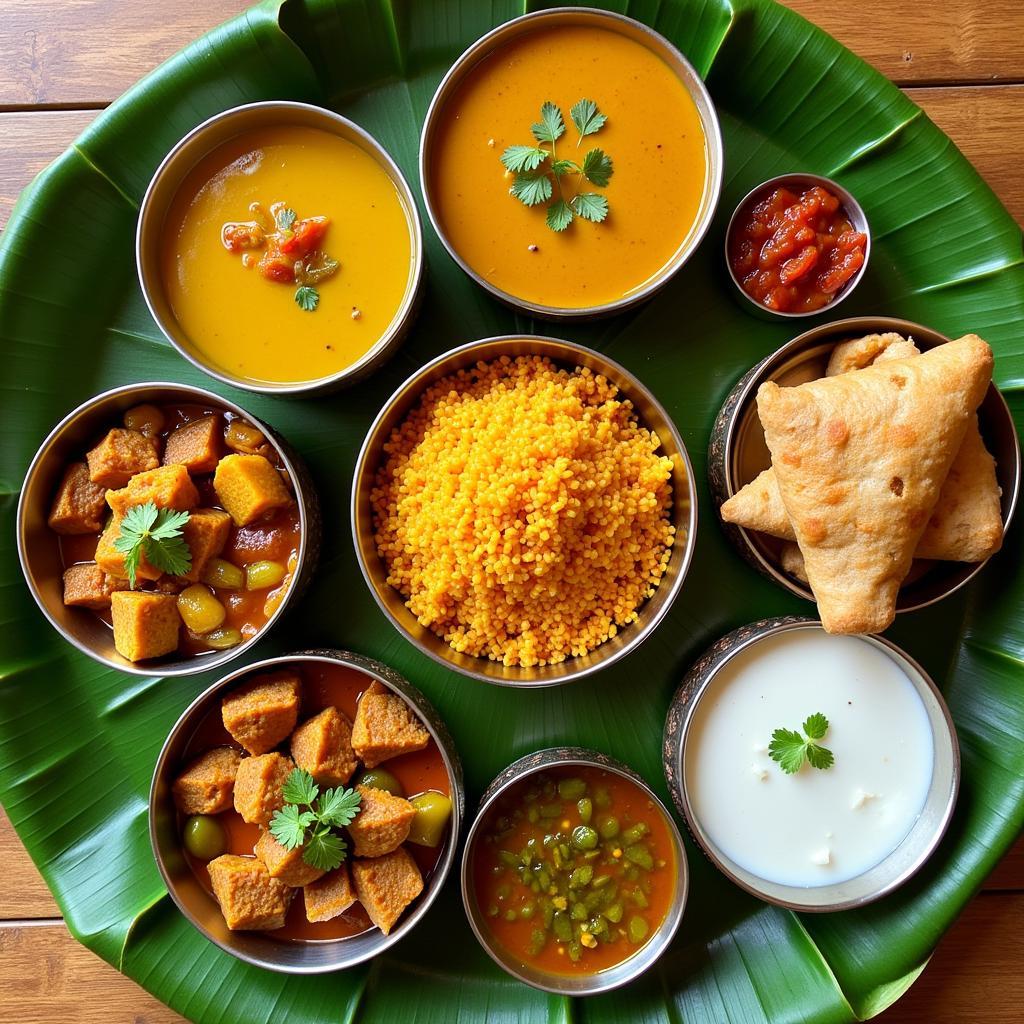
[1,0,1022,1021]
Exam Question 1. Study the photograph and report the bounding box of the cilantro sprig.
[269,768,362,872]
[113,501,191,588]
[501,99,613,232]
[768,713,835,774]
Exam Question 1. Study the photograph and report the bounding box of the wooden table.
[1,2,1021,1021]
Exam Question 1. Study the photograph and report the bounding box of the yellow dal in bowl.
[162,125,415,386]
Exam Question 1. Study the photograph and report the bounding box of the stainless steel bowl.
[419,7,724,319]
[663,617,959,912]
[137,100,424,395]
[461,746,688,993]
[724,172,871,321]
[351,336,698,686]
[708,316,1021,613]
[149,648,464,974]
[17,382,320,677]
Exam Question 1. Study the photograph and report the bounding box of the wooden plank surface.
[0,808,59,917]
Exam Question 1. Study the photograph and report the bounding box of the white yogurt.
[683,628,934,888]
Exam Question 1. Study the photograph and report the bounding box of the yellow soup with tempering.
[429,25,709,310]
[162,125,415,386]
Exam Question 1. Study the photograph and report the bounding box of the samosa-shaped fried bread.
[756,334,993,634]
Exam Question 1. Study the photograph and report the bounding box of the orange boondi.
[370,355,675,667]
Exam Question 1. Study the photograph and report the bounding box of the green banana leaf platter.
[1,0,1022,1021]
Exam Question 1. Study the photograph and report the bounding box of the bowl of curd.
[663,617,959,911]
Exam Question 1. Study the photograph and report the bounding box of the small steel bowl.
[419,7,724,320]
[663,617,959,911]
[724,172,871,321]
[150,648,464,974]
[16,382,320,677]
[351,336,698,686]
[137,100,424,395]
[708,316,1021,613]
[461,746,688,993]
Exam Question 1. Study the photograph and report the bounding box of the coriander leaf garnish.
[570,98,608,140]
[294,285,320,312]
[275,206,297,231]
[531,101,565,144]
[503,100,613,231]
[113,501,191,589]
[768,713,835,775]
[269,768,362,871]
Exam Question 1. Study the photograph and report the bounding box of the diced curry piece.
[208,854,293,930]
[163,415,222,474]
[290,706,358,786]
[352,680,430,768]
[62,562,126,610]
[213,454,292,527]
[110,591,180,661]
[304,864,357,923]
[86,428,159,488]
[47,462,108,535]
[253,829,325,887]
[175,508,231,583]
[221,671,302,755]
[233,752,294,826]
[172,746,241,815]
[106,463,199,518]
[95,513,162,582]
[347,785,417,858]
[351,847,424,935]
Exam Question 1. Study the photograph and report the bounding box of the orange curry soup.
[430,25,709,309]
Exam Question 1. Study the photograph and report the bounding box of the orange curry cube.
[106,463,200,518]
[86,428,159,488]
[176,508,232,583]
[208,854,293,930]
[110,590,180,661]
[163,415,222,474]
[352,681,430,768]
[221,671,302,755]
[47,462,109,535]
[94,514,162,582]
[347,785,417,858]
[351,847,423,935]
[62,562,126,610]
[233,752,294,826]
[304,864,357,923]
[290,706,359,786]
[172,746,242,815]
[213,454,292,526]
[254,830,325,888]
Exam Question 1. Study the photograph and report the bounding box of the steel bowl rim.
[417,5,725,320]
[723,171,872,320]
[718,314,1021,612]
[459,745,689,993]
[350,334,699,686]
[148,648,463,974]
[136,99,424,395]
[672,617,960,913]
[16,380,315,677]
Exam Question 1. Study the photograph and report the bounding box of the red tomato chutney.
[728,183,867,313]
[472,766,677,976]
[179,662,452,941]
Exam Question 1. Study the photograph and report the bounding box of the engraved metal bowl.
[460,746,688,993]
[663,617,959,912]
[16,382,320,676]
[707,316,1021,613]
[149,648,464,973]
[137,100,423,395]
[351,335,698,686]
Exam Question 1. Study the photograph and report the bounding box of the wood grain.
[0,807,59,918]
[0,923,185,1023]
[783,0,1024,85]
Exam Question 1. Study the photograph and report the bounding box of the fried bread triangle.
[756,334,993,633]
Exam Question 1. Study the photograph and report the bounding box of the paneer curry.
[48,400,301,662]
